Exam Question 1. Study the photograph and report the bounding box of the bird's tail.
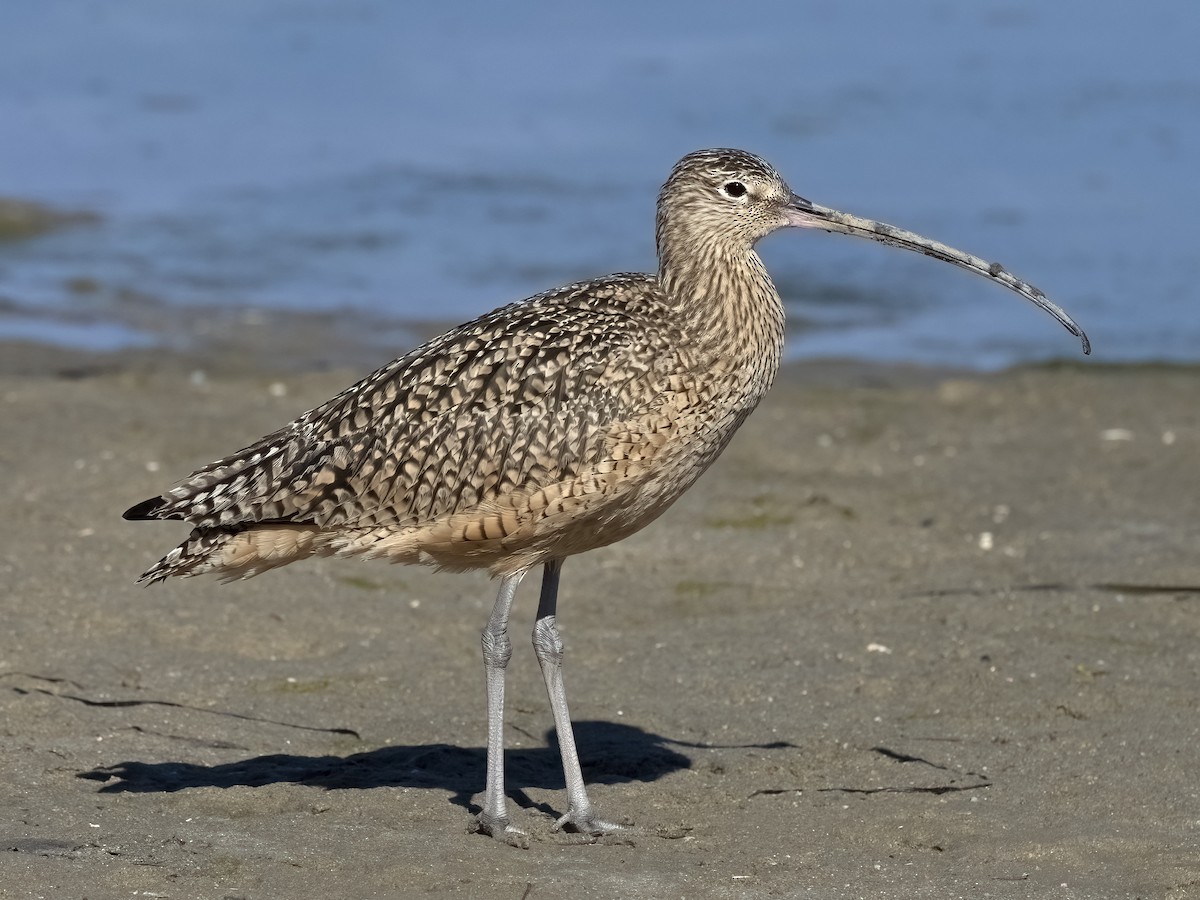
[134,521,330,585]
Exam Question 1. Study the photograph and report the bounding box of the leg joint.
[481,627,512,669]
[532,615,563,666]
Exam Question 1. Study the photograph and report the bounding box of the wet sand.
[1,349,1197,898]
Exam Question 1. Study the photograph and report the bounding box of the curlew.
[125,149,1090,844]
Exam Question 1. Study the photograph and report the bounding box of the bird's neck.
[657,236,786,388]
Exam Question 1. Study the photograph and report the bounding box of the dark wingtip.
[123,496,167,520]
[1080,331,1092,356]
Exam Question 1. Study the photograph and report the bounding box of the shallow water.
[1,0,1196,368]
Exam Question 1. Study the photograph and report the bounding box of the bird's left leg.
[532,559,620,835]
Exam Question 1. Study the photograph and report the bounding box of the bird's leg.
[532,559,620,836]
[474,569,528,846]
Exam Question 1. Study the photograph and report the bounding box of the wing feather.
[125,276,682,533]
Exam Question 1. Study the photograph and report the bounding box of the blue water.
[1,0,1196,368]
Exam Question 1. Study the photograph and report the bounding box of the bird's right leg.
[473,569,528,846]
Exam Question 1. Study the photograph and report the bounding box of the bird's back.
[127,272,764,583]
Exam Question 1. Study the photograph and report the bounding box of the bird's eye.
[722,181,747,199]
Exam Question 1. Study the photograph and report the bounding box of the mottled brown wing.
[126,277,676,532]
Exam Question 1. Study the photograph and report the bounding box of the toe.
[470,814,530,849]
[552,808,622,837]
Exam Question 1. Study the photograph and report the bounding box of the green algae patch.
[705,492,795,530]
[334,574,405,592]
[0,198,99,241]
[269,677,333,694]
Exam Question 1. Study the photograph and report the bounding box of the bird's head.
[657,147,1090,354]
[656,148,797,250]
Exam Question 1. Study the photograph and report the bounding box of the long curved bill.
[784,194,1091,355]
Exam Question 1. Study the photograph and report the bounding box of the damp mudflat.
[1,349,1196,898]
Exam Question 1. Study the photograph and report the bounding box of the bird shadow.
[77,720,693,817]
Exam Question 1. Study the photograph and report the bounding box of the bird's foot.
[551,806,623,838]
[470,812,529,849]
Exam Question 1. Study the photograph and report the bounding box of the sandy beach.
[1,347,1197,899]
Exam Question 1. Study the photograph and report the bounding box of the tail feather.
[136,523,328,585]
